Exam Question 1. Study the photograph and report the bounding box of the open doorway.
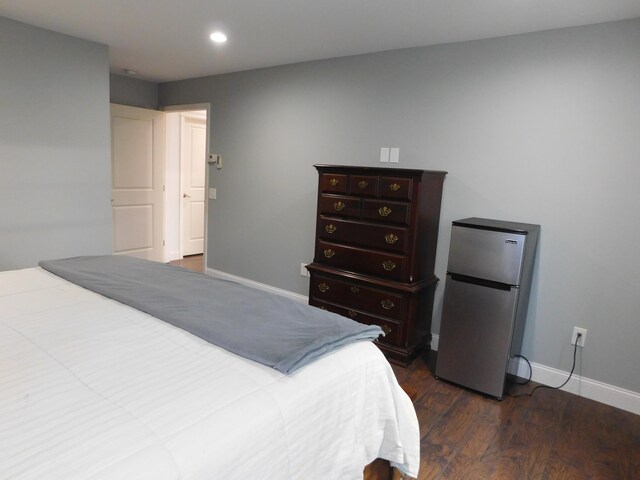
[164,105,210,272]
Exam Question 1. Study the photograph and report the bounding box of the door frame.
[179,111,207,257]
[162,103,211,270]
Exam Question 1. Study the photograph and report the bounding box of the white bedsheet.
[0,267,419,480]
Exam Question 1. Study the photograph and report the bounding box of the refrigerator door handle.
[449,273,514,291]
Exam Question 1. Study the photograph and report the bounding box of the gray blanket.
[39,255,382,374]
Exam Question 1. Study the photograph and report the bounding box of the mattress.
[0,267,419,479]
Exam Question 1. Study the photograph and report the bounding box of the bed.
[0,258,419,479]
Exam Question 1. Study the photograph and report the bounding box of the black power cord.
[507,332,581,398]
[510,354,532,385]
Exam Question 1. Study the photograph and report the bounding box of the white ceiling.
[2,0,640,82]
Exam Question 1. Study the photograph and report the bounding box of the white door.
[180,113,206,256]
[111,104,165,262]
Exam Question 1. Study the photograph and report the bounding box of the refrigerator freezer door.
[448,226,526,285]
[435,275,519,398]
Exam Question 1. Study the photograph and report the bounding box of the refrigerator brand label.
[505,239,517,245]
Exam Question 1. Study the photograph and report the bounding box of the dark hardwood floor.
[168,254,204,273]
[168,256,639,479]
[367,352,639,480]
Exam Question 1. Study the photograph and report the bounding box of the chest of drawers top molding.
[315,164,447,196]
[314,164,447,174]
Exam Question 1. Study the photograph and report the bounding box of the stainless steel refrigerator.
[435,217,540,399]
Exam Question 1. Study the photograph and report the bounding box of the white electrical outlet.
[300,263,310,277]
[571,327,587,347]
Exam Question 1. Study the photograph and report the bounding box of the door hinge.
[163,240,165,246]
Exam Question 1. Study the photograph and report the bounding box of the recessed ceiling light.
[123,68,137,76]
[209,31,227,44]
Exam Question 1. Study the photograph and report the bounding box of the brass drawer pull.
[318,282,330,293]
[334,201,345,211]
[378,206,392,217]
[358,180,368,189]
[350,286,360,294]
[329,178,339,187]
[389,183,401,192]
[381,299,395,310]
[385,233,398,244]
[325,224,336,234]
[324,249,336,259]
[382,260,396,271]
[381,325,392,336]
[348,310,358,318]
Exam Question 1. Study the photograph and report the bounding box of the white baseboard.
[513,359,640,415]
[203,270,640,415]
[430,336,639,415]
[205,267,308,304]
[430,333,440,351]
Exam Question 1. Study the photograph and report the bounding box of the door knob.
[183,193,191,198]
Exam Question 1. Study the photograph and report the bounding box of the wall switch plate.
[390,147,400,163]
[571,327,587,347]
[380,147,390,163]
[208,188,217,199]
[208,154,222,169]
[300,263,310,277]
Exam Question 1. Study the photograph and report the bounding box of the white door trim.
[162,103,211,269]
[179,112,206,256]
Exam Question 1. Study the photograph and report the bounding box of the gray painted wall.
[0,17,112,270]
[110,73,159,109]
[160,18,640,393]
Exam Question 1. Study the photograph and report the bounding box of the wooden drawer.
[379,176,412,200]
[319,173,348,194]
[318,217,409,254]
[349,175,378,196]
[310,274,407,321]
[309,299,403,347]
[316,240,408,281]
[362,199,410,225]
[318,194,360,218]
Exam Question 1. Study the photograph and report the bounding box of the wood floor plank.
[168,254,204,272]
[490,419,556,480]
[437,452,493,480]
[553,394,631,479]
[380,351,638,480]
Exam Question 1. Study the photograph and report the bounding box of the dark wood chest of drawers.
[307,165,447,366]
